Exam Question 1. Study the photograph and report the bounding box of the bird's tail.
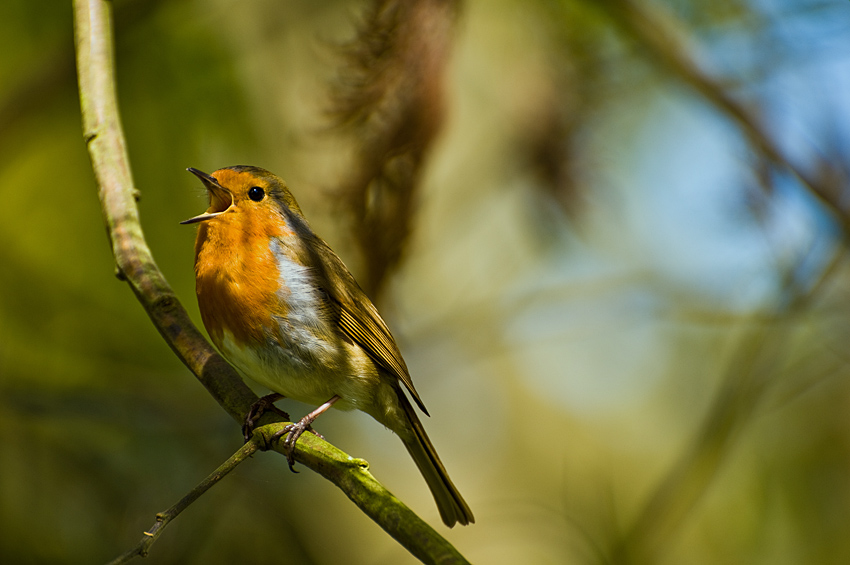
[397,392,475,527]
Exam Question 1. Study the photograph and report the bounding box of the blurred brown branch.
[73,1,470,563]
[329,0,460,298]
[591,0,850,236]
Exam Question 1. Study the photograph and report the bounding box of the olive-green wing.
[337,305,428,414]
[307,233,429,415]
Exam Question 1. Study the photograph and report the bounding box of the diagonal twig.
[106,439,261,565]
[592,0,850,236]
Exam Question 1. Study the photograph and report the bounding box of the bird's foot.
[242,393,289,442]
[272,419,314,472]
[271,395,340,472]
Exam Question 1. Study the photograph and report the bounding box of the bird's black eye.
[248,186,265,202]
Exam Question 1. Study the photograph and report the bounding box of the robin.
[182,166,474,527]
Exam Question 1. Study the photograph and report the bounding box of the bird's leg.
[242,393,289,442]
[273,395,340,472]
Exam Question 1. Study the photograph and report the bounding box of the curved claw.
[274,422,310,472]
[270,421,323,471]
[242,393,289,443]
[269,395,340,471]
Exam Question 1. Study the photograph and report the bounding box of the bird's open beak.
[181,168,234,224]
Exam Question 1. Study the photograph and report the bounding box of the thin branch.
[104,421,469,565]
[73,1,468,563]
[73,0,256,423]
[106,440,261,565]
[0,0,171,148]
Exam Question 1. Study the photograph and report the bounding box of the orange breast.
[193,209,284,349]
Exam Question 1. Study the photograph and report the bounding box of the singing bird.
[182,166,474,527]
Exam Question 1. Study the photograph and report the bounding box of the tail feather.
[397,392,474,527]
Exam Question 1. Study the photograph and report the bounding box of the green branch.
[73,0,256,423]
[72,1,468,563]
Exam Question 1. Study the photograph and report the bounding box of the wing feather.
[298,227,429,415]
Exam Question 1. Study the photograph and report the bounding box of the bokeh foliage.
[3,0,850,563]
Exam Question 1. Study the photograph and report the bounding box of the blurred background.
[2,0,850,563]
